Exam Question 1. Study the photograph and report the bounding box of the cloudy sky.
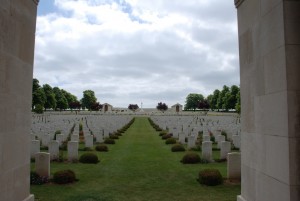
[34,0,240,108]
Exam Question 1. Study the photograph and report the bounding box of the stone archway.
[1,1,299,201]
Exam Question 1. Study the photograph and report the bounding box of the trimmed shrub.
[215,158,227,163]
[181,152,201,164]
[95,144,108,152]
[198,169,223,186]
[34,104,44,114]
[110,134,119,139]
[79,153,99,164]
[162,134,172,140]
[171,144,185,152]
[165,138,177,144]
[30,171,49,185]
[115,132,122,136]
[104,138,115,144]
[79,147,93,151]
[53,169,77,184]
[221,131,228,141]
[159,131,167,136]
[210,135,215,143]
[189,145,201,151]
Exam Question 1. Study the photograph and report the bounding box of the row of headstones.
[33,151,241,180]
[151,115,240,130]
[201,141,231,161]
[151,116,241,140]
[31,140,80,161]
[155,120,241,149]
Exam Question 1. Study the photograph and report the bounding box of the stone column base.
[23,194,34,201]
[237,195,247,201]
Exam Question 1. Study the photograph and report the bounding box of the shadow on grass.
[65,194,114,201]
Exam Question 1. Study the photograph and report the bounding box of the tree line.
[32,78,100,113]
[184,85,240,113]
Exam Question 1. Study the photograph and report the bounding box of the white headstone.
[203,135,210,142]
[220,141,231,159]
[71,134,79,142]
[49,140,59,161]
[179,132,186,144]
[85,135,93,148]
[31,134,36,140]
[227,152,241,180]
[35,152,50,177]
[202,141,212,162]
[31,140,40,158]
[41,134,50,147]
[56,134,64,146]
[232,135,241,148]
[187,135,196,149]
[217,135,226,148]
[95,133,104,143]
[68,141,78,162]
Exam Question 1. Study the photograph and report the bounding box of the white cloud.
[34,0,239,108]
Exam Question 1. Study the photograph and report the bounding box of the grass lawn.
[31,117,240,201]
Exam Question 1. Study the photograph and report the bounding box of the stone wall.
[0,1,38,201]
[235,0,300,201]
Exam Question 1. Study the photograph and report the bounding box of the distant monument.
[139,102,144,112]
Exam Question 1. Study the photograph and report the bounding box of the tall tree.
[210,89,220,111]
[224,85,240,110]
[198,99,210,110]
[43,84,56,110]
[184,93,204,111]
[81,90,97,111]
[32,78,40,92]
[235,89,241,114]
[53,87,68,111]
[156,102,168,111]
[91,102,102,111]
[61,89,77,107]
[217,85,229,110]
[69,101,81,111]
[32,87,46,110]
[128,104,139,111]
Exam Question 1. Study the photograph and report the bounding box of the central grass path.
[31,117,240,201]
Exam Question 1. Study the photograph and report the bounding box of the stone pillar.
[0,1,38,201]
[235,0,300,200]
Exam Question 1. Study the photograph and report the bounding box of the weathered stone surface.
[236,0,300,200]
[227,152,241,180]
[0,1,37,201]
[220,141,231,160]
[30,140,40,158]
[35,152,50,178]
[68,141,79,162]
[49,140,59,160]
[202,141,212,162]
